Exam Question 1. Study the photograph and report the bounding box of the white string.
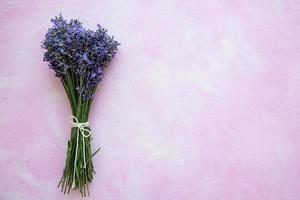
[69,116,91,188]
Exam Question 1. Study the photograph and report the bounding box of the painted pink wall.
[1,0,300,199]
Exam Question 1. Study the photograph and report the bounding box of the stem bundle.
[58,70,99,197]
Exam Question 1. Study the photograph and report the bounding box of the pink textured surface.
[1,0,300,199]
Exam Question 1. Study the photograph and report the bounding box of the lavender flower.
[41,14,119,197]
[42,14,119,100]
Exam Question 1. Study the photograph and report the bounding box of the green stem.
[58,70,97,197]
[62,79,75,114]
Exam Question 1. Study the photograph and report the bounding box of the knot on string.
[69,116,91,138]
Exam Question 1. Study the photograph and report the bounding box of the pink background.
[1,0,300,199]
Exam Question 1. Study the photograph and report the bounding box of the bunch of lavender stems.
[58,70,97,197]
[42,15,119,197]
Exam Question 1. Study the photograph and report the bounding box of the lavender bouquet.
[42,15,119,197]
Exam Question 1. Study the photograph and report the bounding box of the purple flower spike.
[42,14,119,100]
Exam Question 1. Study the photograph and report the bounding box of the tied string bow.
[69,116,91,188]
